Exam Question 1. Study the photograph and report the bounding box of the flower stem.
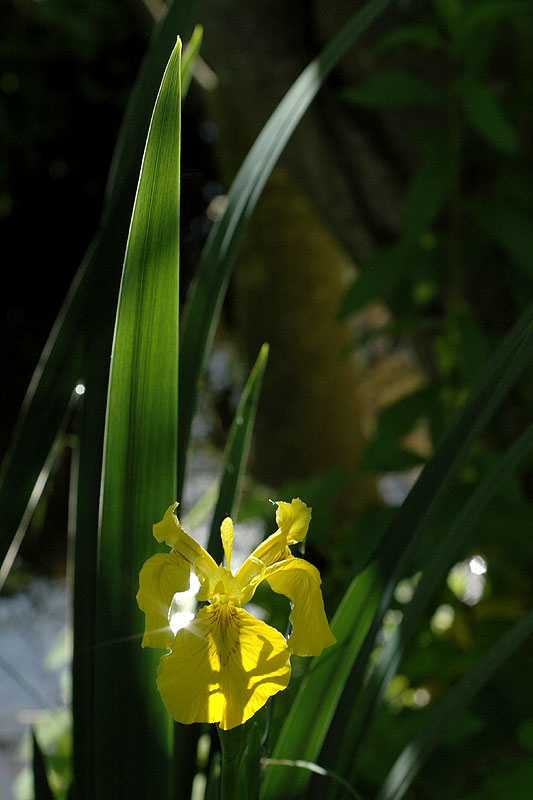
[218,724,246,800]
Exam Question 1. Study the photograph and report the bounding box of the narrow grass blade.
[177,0,395,496]
[261,305,533,799]
[32,730,54,800]
[0,0,198,581]
[0,422,71,590]
[377,610,533,800]
[92,40,181,799]
[206,343,269,562]
[263,760,363,800]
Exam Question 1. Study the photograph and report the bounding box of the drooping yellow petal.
[153,504,218,590]
[156,604,291,730]
[220,517,233,570]
[137,551,190,648]
[275,498,312,544]
[266,557,336,657]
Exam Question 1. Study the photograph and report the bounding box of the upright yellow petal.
[136,551,190,649]
[266,557,336,657]
[156,604,291,730]
[153,504,218,588]
[275,498,312,544]
[235,498,311,601]
[220,517,234,570]
[235,533,290,600]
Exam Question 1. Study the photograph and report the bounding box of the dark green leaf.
[472,200,533,278]
[32,730,54,800]
[238,722,262,800]
[342,69,445,108]
[373,24,445,54]
[402,139,452,245]
[454,74,517,153]
[339,244,408,317]
[453,1,529,52]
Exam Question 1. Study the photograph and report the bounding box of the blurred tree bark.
[194,0,425,493]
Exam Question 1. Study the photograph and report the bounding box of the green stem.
[218,725,246,800]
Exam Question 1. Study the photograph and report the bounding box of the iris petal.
[153,504,218,590]
[275,498,312,543]
[137,551,190,648]
[156,604,291,730]
[266,557,336,656]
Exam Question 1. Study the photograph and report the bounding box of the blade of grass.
[377,610,533,800]
[0,420,72,591]
[32,730,54,800]
[206,343,269,562]
[177,0,395,497]
[92,39,181,799]
[261,304,533,799]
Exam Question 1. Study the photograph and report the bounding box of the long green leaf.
[206,343,269,562]
[70,30,202,800]
[377,610,533,800]
[262,304,533,798]
[92,39,181,799]
[177,0,395,496]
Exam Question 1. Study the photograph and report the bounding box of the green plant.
[1,1,532,798]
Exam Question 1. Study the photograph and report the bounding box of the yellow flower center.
[209,565,242,606]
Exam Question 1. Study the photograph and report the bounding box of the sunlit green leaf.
[92,39,181,799]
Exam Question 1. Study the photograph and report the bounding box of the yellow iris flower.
[137,498,336,730]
